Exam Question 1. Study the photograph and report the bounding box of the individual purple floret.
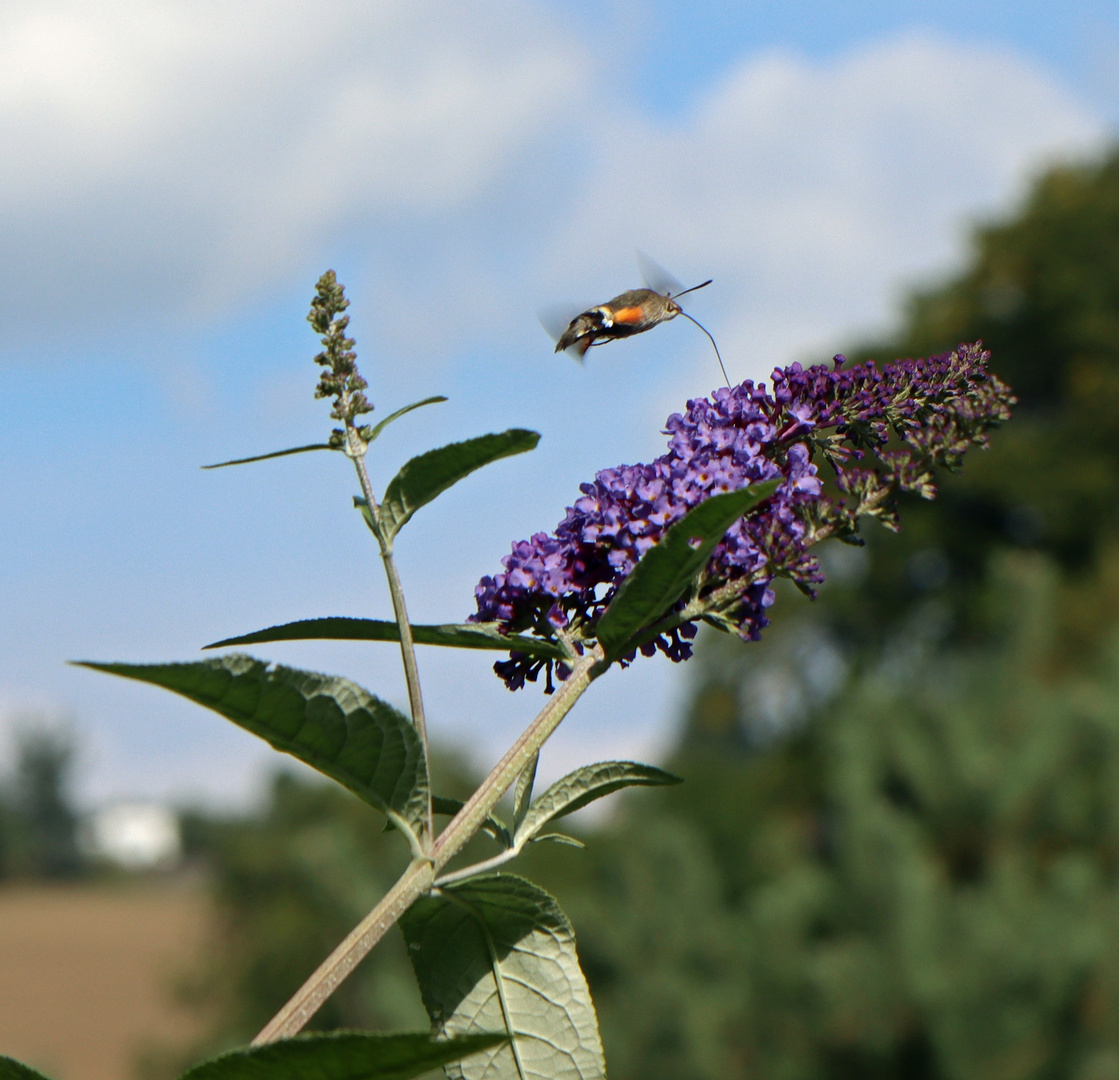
[474,343,1014,690]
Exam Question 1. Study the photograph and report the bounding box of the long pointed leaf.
[178,1032,508,1080]
[77,655,429,836]
[514,761,681,847]
[200,398,447,470]
[204,617,566,661]
[353,497,378,534]
[595,481,779,659]
[0,1057,55,1080]
[379,430,540,541]
[530,832,585,849]
[433,796,512,847]
[384,797,510,847]
[202,444,334,469]
[367,395,448,443]
[402,875,605,1080]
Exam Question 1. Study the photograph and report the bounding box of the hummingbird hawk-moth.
[545,254,730,387]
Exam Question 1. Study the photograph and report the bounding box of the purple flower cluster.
[474,343,1014,690]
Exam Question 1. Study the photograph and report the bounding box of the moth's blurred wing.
[539,304,583,342]
[637,251,684,298]
[539,303,592,361]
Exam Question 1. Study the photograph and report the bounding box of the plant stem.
[251,647,602,1044]
[428,648,601,869]
[251,856,435,1045]
[433,848,519,888]
[347,429,433,848]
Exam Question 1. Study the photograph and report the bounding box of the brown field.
[0,881,210,1080]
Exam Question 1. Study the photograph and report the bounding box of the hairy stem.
[251,648,601,1044]
[347,427,433,848]
[433,848,519,888]
[428,647,601,868]
[251,856,435,1045]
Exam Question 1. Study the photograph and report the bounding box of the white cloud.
[0,0,588,329]
[544,33,1108,406]
[0,13,1104,364]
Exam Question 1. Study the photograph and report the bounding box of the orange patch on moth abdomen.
[611,306,645,325]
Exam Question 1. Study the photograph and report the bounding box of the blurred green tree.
[168,771,427,1057]
[536,556,1119,1080]
[0,724,83,879]
[147,751,494,1074]
[139,771,428,1077]
[826,147,1119,664]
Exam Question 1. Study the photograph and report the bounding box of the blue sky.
[0,0,1114,809]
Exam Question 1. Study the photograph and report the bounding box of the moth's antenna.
[678,310,731,389]
[669,279,713,301]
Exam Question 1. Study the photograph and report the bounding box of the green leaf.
[77,655,429,837]
[383,797,511,847]
[204,617,566,661]
[354,497,378,536]
[401,875,605,1080]
[379,430,540,541]
[514,761,681,847]
[202,443,334,469]
[177,1032,508,1080]
[595,481,780,659]
[200,398,446,471]
[433,796,512,848]
[0,1057,55,1080]
[367,395,448,443]
[529,832,585,849]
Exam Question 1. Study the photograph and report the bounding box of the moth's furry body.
[554,288,682,357]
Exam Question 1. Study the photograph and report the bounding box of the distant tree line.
[0,725,83,880]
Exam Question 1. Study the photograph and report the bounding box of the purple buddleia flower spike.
[474,343,1014,690]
